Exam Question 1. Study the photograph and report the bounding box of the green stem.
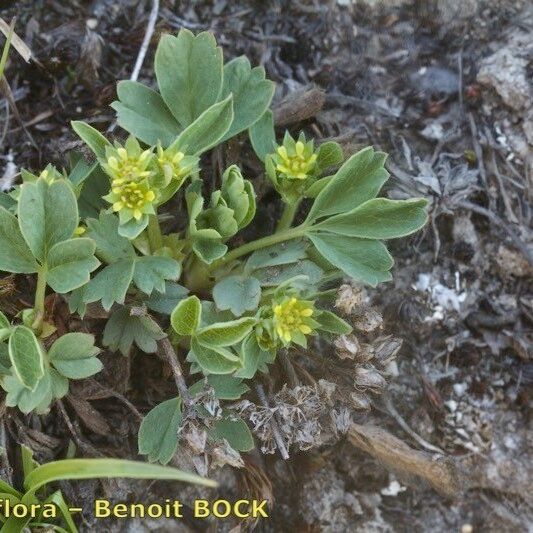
[34,267,47,327]
[210,224,308,271]
[147,213,164,253]
[276,199,301,232]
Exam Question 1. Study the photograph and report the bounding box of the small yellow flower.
[102,137,153,185]
[103,180,156,221]
[74,225,86,236]
[274,139,317,180]
[272,296,316,345]
[154,143,197,187]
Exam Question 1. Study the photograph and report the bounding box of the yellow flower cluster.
[105,181,156,221]
[104,147,152,186]
[272,296,315,344]
[275,141,317,180]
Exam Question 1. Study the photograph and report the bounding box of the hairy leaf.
[18,179,78,263]
[210,415,254,452]
[0,206,38,273]
[8,326,44,391]
[170,95,234,156]
[307,147,389,222]
[46,238,100,293]
[112,81,181,146]
[133,256,181,295]
[190,338,241,375]
[249,109,275,162]
[138,398,182,464]
[213,275,261,317]
[48,333,102,379]
[314,198,428,239]
[309,233,393,287]
[85,212,136,264]
[171,295,202,336]
[103,307,165,356]
[196,317,256,347]
[155,30,223,128]
[220,56,274,141]
[71,121,112,161]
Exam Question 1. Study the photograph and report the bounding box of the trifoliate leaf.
[48,333,102,379]
[133,256,181,296]
[85,212,136,264]
[46,238,100,293]
[138,398,181,464]
[103,307,165,356]
[213,275,261,317]
[83,259,135,311]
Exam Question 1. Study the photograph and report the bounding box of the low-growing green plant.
[0,444,214,533]
[0,29,428,464]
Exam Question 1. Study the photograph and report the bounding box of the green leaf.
[196,317,256,347]
[67,156,98,189]
[170,95,234,156]
[313,198,428,239]
[2,371,52,414]
[234,334,271,379]
[316,310,352,335]
[86,212,136,263]
[50,369,69,400]
[306,147,389,222]
[133,256,182,296]
[253,260,324,290]
[220,57,275,142]
[245,239,307,271]
[144,282,189,315]
[0,191,16,211]
[192,237,228,264]
[155,30,223,128]
[308,233,393,287]
[103,307,165,356]
[0,206,38,274]
[305,175,334,199]
[118,215,149,240]
[210,415,254,452]
[46,238,100,293]
[8,326,44,391]
[170,295,202,336]
[111,81,181,146]
[138,398,182,464]
[189,375,249,400]
[71,121,112,161]
[18,178,78,262]
[48,333,102,379]
[316,141,343,171]
[213,275,261,317]
[83,259,135,311]
[190,338,241,375]
[23,457,216,494]
[249,109,275,162]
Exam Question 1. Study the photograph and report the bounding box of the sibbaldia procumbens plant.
[0,29,427,465]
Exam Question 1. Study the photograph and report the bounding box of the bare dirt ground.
[0,0,531,531]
